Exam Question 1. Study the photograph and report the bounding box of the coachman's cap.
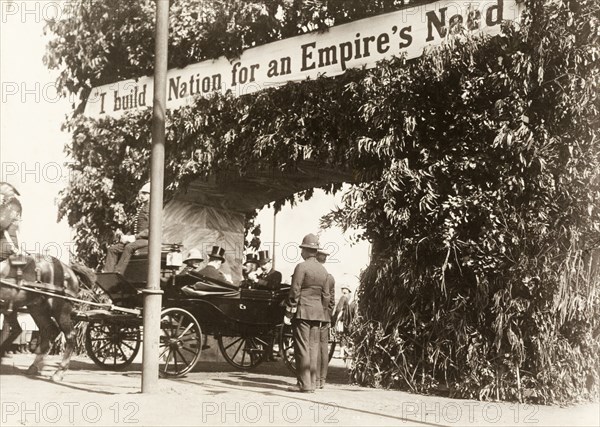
[243,253,259,266]
[184,248,203,263]
[208,245,226,262]
[139,182,151,194]
[299,233,320,250]
[258,250,271,265]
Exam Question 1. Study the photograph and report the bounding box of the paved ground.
[0,352,598,426]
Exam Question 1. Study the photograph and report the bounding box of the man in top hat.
[315,247,336,389]
[242,253,260,285]
[180,248,204,275]
[255,250,282,290]
[284,233,330,393]
[195,245,231,284]
[104,182,151,274]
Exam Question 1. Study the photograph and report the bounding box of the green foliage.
[337,0,600,404]
[46,0,599,404]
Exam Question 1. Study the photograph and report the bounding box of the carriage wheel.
[279,324,337,375]
[217,333,271,370]
[85,321,141,370]
[159,308,203,378]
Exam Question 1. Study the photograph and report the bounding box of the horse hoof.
[26,366,40,376]
[52,372,65,382]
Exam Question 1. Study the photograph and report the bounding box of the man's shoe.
[287,385,314,393]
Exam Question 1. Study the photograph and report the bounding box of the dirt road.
[0,353,598,426]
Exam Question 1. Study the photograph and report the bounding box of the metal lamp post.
[142,0,169,393]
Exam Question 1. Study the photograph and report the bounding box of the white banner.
[84,0,523,118]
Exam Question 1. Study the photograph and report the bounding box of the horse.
[0,253,96,382]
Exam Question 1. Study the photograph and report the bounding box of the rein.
[0,278,140,315]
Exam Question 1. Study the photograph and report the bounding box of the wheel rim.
[218,335,269,369]
[279,324,296,373]
[159,308,202,377]
[279,324,336,375]
[85,322,141,370]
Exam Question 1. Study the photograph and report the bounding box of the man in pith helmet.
[285,233,329,393]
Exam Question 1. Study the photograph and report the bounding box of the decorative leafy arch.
[46,0,599,403]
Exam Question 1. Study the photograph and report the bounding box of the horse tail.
[70,262,96,293]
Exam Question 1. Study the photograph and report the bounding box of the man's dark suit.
[318,273,335,388]
[196,264,229,284]
[286,256,329,391]
[105,201,149,274]
[256,269,282,290]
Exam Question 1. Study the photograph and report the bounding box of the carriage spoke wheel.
[217,334,270,370]
[159,308,202,378]
[85,321,141,370]
[279,324,337,375]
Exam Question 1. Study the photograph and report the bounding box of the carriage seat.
[123,244,179,286]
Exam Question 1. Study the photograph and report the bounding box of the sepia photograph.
[1,0,598,425]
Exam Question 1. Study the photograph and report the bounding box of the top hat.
[207,245,226,262]
[299,233,320,250]
[257,250,271,265]
[243,253,259,266]
[184,248,203,263]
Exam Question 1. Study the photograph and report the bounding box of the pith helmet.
[184,248,203,263]
[299,233,319,250]
[317,247,330,256]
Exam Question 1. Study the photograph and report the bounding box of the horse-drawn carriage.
[1,244,336,379]
[0,181,336,380]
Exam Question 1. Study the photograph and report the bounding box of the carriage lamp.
[166,244,183,269]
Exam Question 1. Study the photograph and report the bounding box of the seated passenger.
[104,182,150,274]
[255,250,282,290]
[194,245,232,286]
[179,249,204,275]
[241,253,260,287]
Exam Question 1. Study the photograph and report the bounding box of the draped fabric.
[181,274,240,298]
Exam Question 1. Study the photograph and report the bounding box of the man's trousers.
[104,239,148,274]
[292,318,321,391]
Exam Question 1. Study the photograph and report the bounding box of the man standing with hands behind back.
[284,233,329,393]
